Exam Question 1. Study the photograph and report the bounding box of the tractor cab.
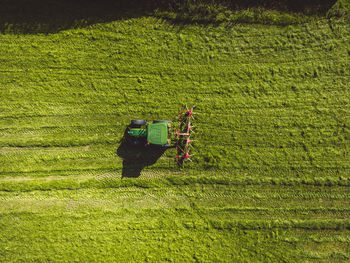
[127,120,172,147]
[147,122,171,146]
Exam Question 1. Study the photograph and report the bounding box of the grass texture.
[0,2,349,261]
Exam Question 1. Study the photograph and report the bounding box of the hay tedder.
[126,105,196,167]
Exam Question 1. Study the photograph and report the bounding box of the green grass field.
[0,0,349,261]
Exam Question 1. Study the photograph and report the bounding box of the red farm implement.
[175,105,196,167]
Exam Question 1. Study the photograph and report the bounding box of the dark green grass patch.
[0,0,341,35]
[154,0,339,25]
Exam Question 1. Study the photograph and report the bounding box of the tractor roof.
[147,123,169,145]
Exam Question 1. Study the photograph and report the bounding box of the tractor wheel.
[153,120,172,123]
[130,119,147,128]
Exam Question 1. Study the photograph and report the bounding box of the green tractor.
[125,105,196,167]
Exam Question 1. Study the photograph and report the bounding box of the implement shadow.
[117,128,167,178]
[0,0,155,34]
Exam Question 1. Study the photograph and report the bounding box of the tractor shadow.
[117,128,167,178]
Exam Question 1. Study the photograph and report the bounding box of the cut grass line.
[0,175,349,192]
[0,145,90,153]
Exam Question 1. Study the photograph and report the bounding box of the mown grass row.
[2,201,349,221]
[1,208,349,231]
[1,183,348,208]
[0,174,349,192]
